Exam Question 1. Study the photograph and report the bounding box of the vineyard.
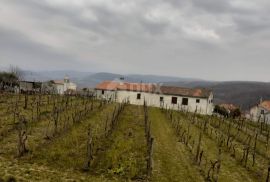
[0,93,269,182]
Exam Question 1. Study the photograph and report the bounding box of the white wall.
[250,106,258,121]
[250,106,270,123]
[19,82,33,91]
[53,84,65,94]
[52,82,77,95]
[100,89,214,115]
[96,89,117,101]
[67,82,77,90]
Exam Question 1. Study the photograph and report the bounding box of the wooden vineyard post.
[241,136,251,168]
[198,150,204,166]
[195,131,203,164]
[147,137,154,178]
[206,148,221,182]
[266,163,270,182]
[24,94,28,109]
[267,130,270,151]
[215,148,222,182]
[144,100,154,179]
[252,132,258,167]
[13,97,19,124]
[83,127,93,171]
[192,106,198,124]
[52,105,60,136]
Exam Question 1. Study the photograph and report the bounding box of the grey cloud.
[0,0,270,81]
[0,27,88,70]
[189,0,231,13]
[233,15,270,35]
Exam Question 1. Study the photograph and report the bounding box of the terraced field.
[0,93,269,181]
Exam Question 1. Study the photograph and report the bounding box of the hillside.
[1,94,269,181]
[164,81,270,110]
[23,71,203,88]
[78,73,202,88]
[23,71,270,110]
[210,82,270,110]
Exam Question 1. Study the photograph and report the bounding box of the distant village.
[18,76,77,95]
[0,70,269,124]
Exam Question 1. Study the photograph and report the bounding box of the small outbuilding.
[49,76,77,94]
[250,100,270,123]
[19,81,42,93]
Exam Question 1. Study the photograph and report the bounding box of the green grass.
[92,105,147,181]
[0,96,147,181]
[0,94,268,181]
[171,110,263,181]
[149,107,204,182]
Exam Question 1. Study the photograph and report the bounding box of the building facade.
[95,81,214,115]
[49,76,77,94]
[19,81,42,93]
[250,100,270,123]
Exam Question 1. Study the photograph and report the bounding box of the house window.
[261,110,265,114]
[182,98,188,105]
[196,99,200,103]
[101,90,105,95]
[160,97,164,102]
[171,97,177,104]
[137,93,141,100]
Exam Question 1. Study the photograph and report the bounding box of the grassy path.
[92,105,147,181]
[149,108,204,182]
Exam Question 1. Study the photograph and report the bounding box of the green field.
[0,93,269,181]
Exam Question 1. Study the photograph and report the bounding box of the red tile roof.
[52,80,64,85]
[160,86,211,98]
[95,81,119,90]
[219,103,238,111]
[95,81,155,92]
[260,101,270,111]
[95,81,211,98]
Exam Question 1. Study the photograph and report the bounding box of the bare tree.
[9,65,24,81]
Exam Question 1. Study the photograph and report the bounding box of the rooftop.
[260,100,270,111]
[219,103,238,111]
[95,80,212,98]
[52,80,65,85]
[160,86,211,98]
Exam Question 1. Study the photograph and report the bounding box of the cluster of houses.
[19,76,77,94]
[215,101,270,123]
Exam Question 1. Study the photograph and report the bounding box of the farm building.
[219,103,238,113]
[95,80,214,115]
[19,81,42,93]
[250,100,270,123]
[47,76,77,94]
[214,103,241,118]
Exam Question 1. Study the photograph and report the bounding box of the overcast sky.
[0,0,270,81]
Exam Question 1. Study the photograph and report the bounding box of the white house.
[250,100,270,123]
[51,76,77,94]
[95,80,214,115]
